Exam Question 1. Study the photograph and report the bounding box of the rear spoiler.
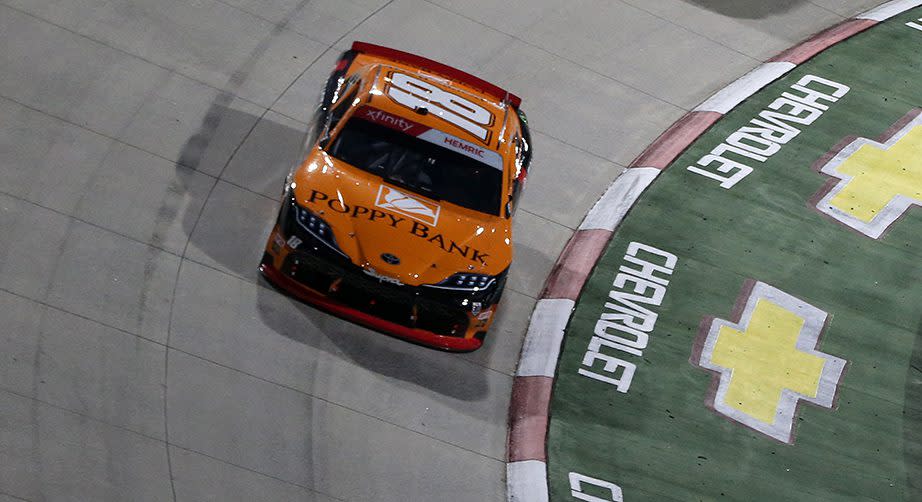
[351,41,522,109]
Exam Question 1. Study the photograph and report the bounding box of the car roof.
[353,62,513,151]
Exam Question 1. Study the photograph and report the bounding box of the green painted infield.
[548,8,922,502]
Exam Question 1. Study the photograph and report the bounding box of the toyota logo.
[381,253,400,265]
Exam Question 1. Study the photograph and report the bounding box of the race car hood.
[290,149,512,287]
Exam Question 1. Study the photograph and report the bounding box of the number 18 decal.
[386,72,495,143]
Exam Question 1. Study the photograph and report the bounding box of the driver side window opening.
[319,86,359,150]
[507,132,527,217]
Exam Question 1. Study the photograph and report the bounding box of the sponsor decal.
[578,242,677,393]
[358,106,429,136]
[688,75,849,189]
[693,282,846,444]
[307,189,489,265]
[385,72,495,144]
[286,235,303,249]
[375,185,441,226]
[813,110,922,239]
[363,266,403,286]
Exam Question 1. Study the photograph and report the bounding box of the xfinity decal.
[358,107,429,136]
[307,189,489,265]
[375,185,441,226]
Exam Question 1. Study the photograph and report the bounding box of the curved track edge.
[503,0,922,499]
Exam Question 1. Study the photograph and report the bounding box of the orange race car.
[259,42,532,351]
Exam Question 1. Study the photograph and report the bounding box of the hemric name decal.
[307,189,489,264]
[688,75,849,189]
[443,137,485,158]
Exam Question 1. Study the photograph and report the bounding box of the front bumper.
[259,258,484,351]
[259,226,496,351]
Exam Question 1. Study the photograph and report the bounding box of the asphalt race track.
[0,1,885,500]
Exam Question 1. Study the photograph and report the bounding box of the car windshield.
[327,117,503,215]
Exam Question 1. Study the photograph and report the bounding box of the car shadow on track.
[258,286,496,402]
[681,0,806,19]
[175,100,499,403]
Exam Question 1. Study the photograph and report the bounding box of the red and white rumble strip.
[505,1,922,500]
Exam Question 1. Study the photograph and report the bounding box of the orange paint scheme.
[260,42,530,350]
[285,151,511,285]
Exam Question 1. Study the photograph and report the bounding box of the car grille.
[282,251,470,336]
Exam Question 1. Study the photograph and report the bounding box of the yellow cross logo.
[695,282,846,443]
[815,111,922,238]
[711,301,826,424]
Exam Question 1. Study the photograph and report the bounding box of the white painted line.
[694,62,796,114]
[516,299,576,378]
[507,460,549,502]
[579,167,660,232]
[857,0,922,21]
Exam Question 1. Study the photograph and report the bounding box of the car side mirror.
[318,120,334,149]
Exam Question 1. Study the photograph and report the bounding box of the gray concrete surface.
[0,0,882,500]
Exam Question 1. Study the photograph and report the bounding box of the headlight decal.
[295,205,334,241]
[426,272,496,291]
[282,194,346,256]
